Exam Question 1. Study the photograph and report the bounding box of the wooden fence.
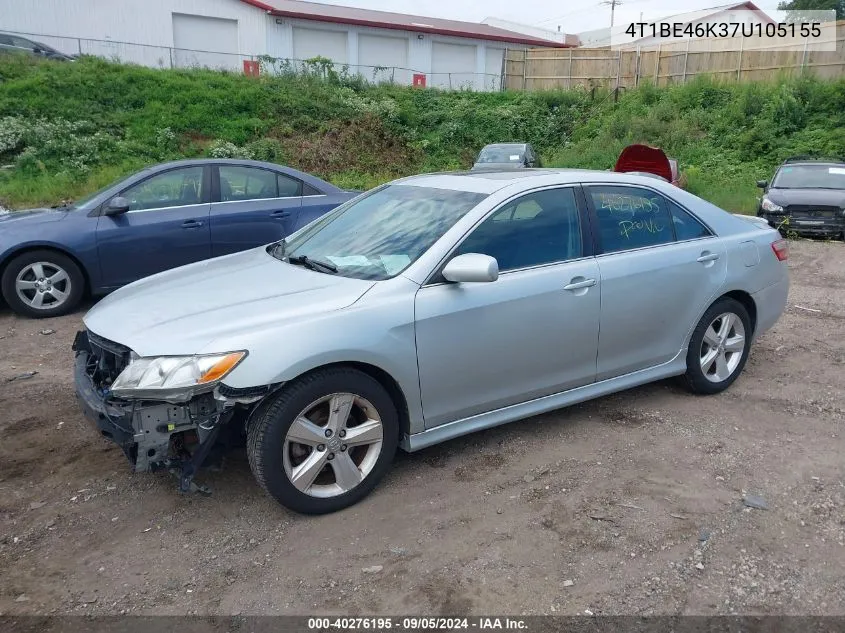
[504,20,845,91]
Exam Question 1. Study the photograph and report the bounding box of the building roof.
[238,0,573,47]
[578,2,775,48]
[656,2,776,27]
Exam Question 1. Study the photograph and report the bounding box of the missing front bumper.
[73,330,232,491]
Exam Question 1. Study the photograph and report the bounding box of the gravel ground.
[0,239,843,616]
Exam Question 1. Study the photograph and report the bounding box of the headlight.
[110,351,246,400]
[761,197,784,213]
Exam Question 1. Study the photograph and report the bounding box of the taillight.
[771,239,789,261]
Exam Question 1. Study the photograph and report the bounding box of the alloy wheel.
[14,261,72,311]
[282,393,384,498]
[699,312,746,383]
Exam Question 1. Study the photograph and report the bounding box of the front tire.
[683,298,752,395]
[247,367,399,514]
[1,250,84,318]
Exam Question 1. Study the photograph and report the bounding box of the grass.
[1,54,844,212]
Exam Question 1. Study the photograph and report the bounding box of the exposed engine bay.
[72,329,265,493]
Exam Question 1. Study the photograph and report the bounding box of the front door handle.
[697,252,720,263]
[181,219,204,229]
[271,210,290,219]
[564,277,597,291]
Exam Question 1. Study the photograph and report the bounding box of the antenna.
[599,0,623,27]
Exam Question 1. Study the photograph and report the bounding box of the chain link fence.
[1,30,503,90]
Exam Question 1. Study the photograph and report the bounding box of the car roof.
[393,168,667,194]
[134,158,343,192]
[480,143,528,150]
[779,161,845,167]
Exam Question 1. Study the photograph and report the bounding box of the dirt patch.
[0,240,843,616]
[281,115,420,178]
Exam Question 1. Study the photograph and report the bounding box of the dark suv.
[0,33,75,61]
[756,156,845,239]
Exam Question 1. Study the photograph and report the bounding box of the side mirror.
[442,253,499,283]
[104,196,130,216]
[756,180,768,189]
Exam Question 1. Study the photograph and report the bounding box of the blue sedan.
[0,159,358,318]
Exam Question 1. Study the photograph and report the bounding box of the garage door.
[358,34,408,84]
[172,13,239,69]
[292,27,347,65]
[484,48,504,91]
[431,41,477,89]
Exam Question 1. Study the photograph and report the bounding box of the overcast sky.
[306,0,784,34]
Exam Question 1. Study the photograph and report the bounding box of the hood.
[0,207,70,226]
[614,144,673,183]
[83,247,376,356]
[765,187,845,208]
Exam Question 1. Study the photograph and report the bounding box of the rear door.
[95,165,211,288]
[210,164,302,257]
[584,184,727,380]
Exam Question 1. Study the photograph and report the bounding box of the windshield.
[477,146,525,164]
[33,40,65,55]
[773,164,845,189]
[69,173,134,210]
[282,184,487,280]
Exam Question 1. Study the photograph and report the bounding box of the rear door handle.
[181,219,204,229]
[271,210,290,219]
[564,277,597,291]
[697,252,720,263]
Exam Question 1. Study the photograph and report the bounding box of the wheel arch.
[311,361,410,440]
[0,244,92,295]
[251,361,413,441]
[719,289,758,336]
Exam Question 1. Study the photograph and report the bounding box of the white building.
[578,1,774,48]
[0,0,573,90]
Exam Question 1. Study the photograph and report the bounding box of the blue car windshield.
[70,174,132,210]
[282,184,487,280]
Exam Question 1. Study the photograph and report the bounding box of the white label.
[829,167,845,175]
[325,255,369,267]
[379,254,411,275]
[509,155,520,160]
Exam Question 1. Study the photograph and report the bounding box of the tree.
[777,0,845,21]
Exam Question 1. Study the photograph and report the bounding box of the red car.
[614,144,686,188]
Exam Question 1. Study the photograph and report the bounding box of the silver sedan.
[74,169,789,514]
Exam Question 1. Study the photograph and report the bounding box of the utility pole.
[599,0,622,27]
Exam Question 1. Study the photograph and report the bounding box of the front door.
[96,165,211,288]
[583,184,728,380]
[414,186,601,429]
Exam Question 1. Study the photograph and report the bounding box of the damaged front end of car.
[72,329,271,494]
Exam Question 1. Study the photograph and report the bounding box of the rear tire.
[1,249,84,318]
[683,298,752,395]
[247,367,399,514]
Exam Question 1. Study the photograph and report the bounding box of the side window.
[587,186,673,253]
[277,173,304,197]
[12,37,35,49]
[302,182,322,196]
[120,166,205,212]
[671,202,712,241]
[219,166,278,202]
[455,188,582,272]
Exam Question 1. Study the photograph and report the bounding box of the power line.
[534,3,603,26]
[599,0,623,27]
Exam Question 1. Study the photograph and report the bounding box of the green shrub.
[1,56,845,211]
